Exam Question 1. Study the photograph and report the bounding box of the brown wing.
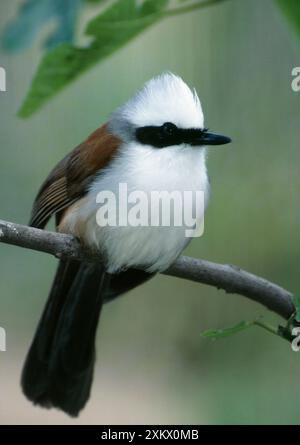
[30,124,121,229]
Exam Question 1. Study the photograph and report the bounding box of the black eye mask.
[135,122,231,148]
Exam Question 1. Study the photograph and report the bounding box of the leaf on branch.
[292,296,300,322]
[85,0,107,3]
[276,0,300,40]
[201,318,290,343]
[201,320,256,339]
[18,0,169,118]
[1,0,82,52]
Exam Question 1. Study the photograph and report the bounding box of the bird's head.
[109,72,231,150]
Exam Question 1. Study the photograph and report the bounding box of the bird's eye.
[162,122,177,135]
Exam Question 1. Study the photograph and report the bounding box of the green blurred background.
[0,0,300,425]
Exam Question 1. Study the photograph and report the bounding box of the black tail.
[22,259,153,416]
[21,260,109,417]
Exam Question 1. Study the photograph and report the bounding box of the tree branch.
[0,219,295,320]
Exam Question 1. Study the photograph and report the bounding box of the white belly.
[60,143,209,273]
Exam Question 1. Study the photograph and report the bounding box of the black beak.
[189,130,231,146]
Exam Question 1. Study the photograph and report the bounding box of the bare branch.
[164,257,294,320]
[0,219,295,320]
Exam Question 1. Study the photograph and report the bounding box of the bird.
[21,72,231,417]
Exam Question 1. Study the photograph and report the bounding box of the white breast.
[61,143,209,273]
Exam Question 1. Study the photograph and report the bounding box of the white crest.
[109,73,204,140]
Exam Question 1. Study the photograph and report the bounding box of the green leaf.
[201,320,255,339]
[276,0,300,39]
[19,0,169,118]
[2,0,82,52]
[293,296,300,322]
[201,317,294,344]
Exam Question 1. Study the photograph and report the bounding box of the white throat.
[61,142,210,273]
